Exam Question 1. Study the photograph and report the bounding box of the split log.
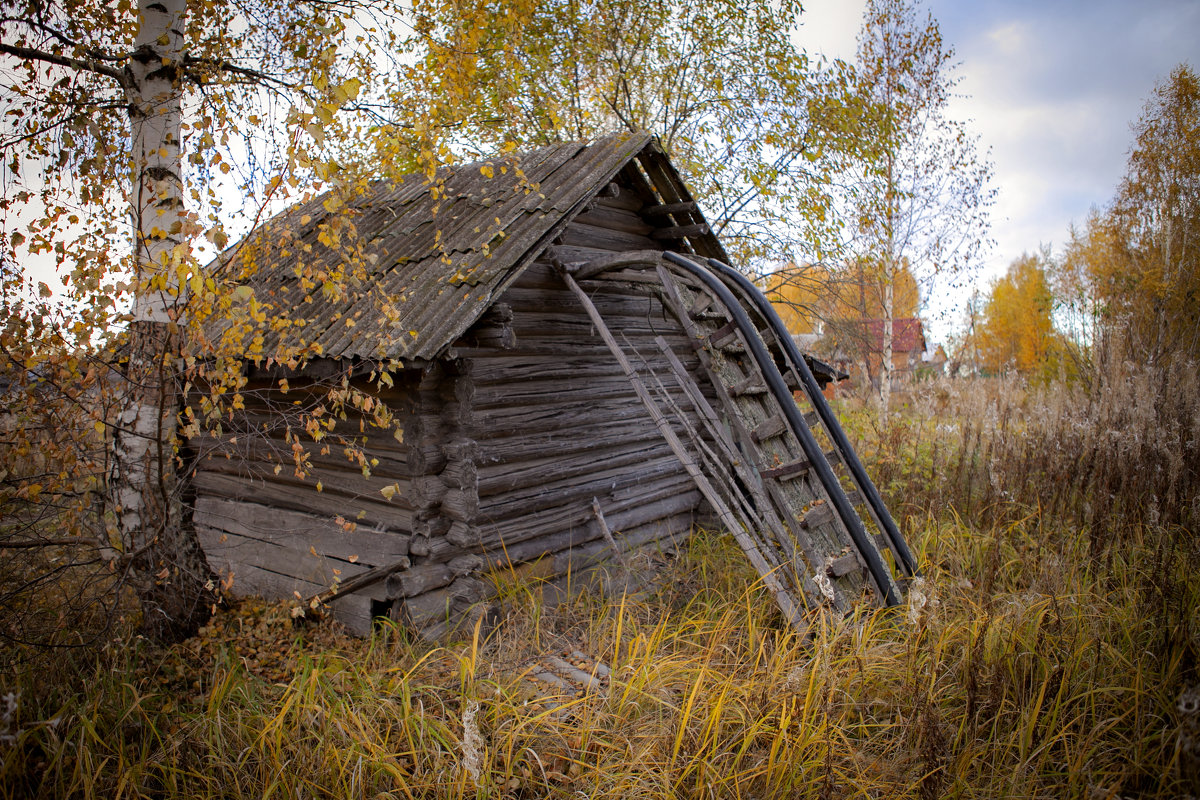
[643,200,700,218]
[191,470,416,532]
[561,250,664,280]
[307,556,415,609]
[559,218,659,252]
[197,525,372,588]
[216,562,380,634]
[572,205,655,236]
[193,496,410,561]
[478,488,700,571]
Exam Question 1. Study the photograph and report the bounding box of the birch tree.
[1056,65,1199,369]
[370,0,855,265]
[1102,64,1200,361]
[0,0,398,642]
[114,0,206,640]
[836,0,992,416]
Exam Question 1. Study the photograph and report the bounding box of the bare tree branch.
[0,538,104,549]
[0,16,132,61]
[0,41,128,86]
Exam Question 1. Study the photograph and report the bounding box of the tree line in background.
[962,64,1199,382]
[773,63,1198,395]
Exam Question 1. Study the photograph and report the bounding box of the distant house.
[818,317,927,394]
[764,263,929,395]
[864,317,927,390]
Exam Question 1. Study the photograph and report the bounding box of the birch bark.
[112,0,214,640]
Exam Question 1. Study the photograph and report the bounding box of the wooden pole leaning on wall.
[558,268,805,631]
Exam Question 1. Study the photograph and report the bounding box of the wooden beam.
[304,555,413,612]
[643,200,700,217]
[730,377,769,397]
[751,414,787,443]
[761,458,812,481]
[689,290,716,318]
[800,503,835,530]
[707,319,739,346]
[651,223,711,240]
[558,249,665,280]
[826,553,862,578]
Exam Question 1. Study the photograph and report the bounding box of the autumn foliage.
[973,65,1200,378]
[764,259,922,393]
[967,253,1066,380]
[765,260,919,338]
[1094,64,1200,361]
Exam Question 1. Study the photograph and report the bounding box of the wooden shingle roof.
[209,132,671,363]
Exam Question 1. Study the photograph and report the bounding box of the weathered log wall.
[187,365,463,633]
[441,187,712,610]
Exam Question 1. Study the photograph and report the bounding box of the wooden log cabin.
[188,132,915,637]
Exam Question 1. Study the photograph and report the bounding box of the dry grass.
[855,356,1200,541]
[1,371,1197,799]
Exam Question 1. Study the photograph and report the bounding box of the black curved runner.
[661,252,901,606]
[699,257,919,578]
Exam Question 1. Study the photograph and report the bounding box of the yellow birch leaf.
[335,77,362,103]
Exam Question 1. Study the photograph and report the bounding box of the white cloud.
[982,21,1030,59]
[793,0,865,61]
[939,1,1197,285]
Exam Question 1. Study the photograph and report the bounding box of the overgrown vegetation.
[1,368,1195,798]
[853,357,1199,543]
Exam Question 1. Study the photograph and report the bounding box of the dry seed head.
[907,577,939,626]
[460,698,483,785]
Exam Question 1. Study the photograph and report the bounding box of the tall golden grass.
[859,356,1199,540]
[1,367,1196,799]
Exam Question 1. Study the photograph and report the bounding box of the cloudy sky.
[794,0,1200,337]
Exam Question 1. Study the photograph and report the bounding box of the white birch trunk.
[878,140,897,421]
[111,0,213,640]
[114,0,184,538]
[129,0,186,326]
[878,262,894,416]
